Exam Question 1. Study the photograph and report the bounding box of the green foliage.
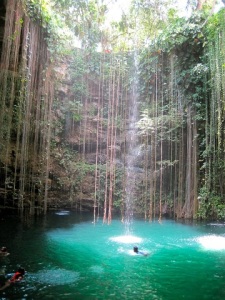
[70,49,104,102]
[95,166,125,212]
[137,106,183,142]
[137,7,225,220]
[204,8,225,41]
[128,0,175,47]
[67,101,83,122]
[24,0,76,60]
[52,144,95,196]
[49,0,107,51]
[136,109,156,136]
[160,16,206,100]
[197,187,225,220]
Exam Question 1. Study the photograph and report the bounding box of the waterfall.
[124,50,139,234]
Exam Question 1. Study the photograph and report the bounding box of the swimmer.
[0,267,25,291]
[0,247,10,257]
[133,246,148,256]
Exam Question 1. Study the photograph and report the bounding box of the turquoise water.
[1,212,225,299]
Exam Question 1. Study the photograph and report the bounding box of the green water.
[1,212,225,299]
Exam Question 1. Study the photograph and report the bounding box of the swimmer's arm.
[0,253,10,257]
[0,280,11,291]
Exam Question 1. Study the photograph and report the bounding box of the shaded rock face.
[0,0,53,210]
[0,2,159,214]
[48,65,163,212]
[0,0,168,220]
[47,75,128,210]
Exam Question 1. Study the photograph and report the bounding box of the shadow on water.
[1,213,225,299]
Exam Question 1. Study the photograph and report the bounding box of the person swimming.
[0,247,10,257]
[0,267,25,291]
[133,246,148,256]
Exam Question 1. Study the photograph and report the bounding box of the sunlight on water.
[32,269,80,285]
[89,265,104,274]
[110,235,143,244]
[197,235,225,250]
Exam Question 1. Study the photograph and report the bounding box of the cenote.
[1,212,225,300]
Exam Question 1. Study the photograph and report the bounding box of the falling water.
[124,50,139,234]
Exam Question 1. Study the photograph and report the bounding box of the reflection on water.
[208,223,225,227]
[89,265,104,274]
[55,210,70,216]
[32,269,80,285]
[1,213,225,299]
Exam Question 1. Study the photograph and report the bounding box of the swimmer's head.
[133,246,138,253]
[1,247,7,252]
[18,267,25,275]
